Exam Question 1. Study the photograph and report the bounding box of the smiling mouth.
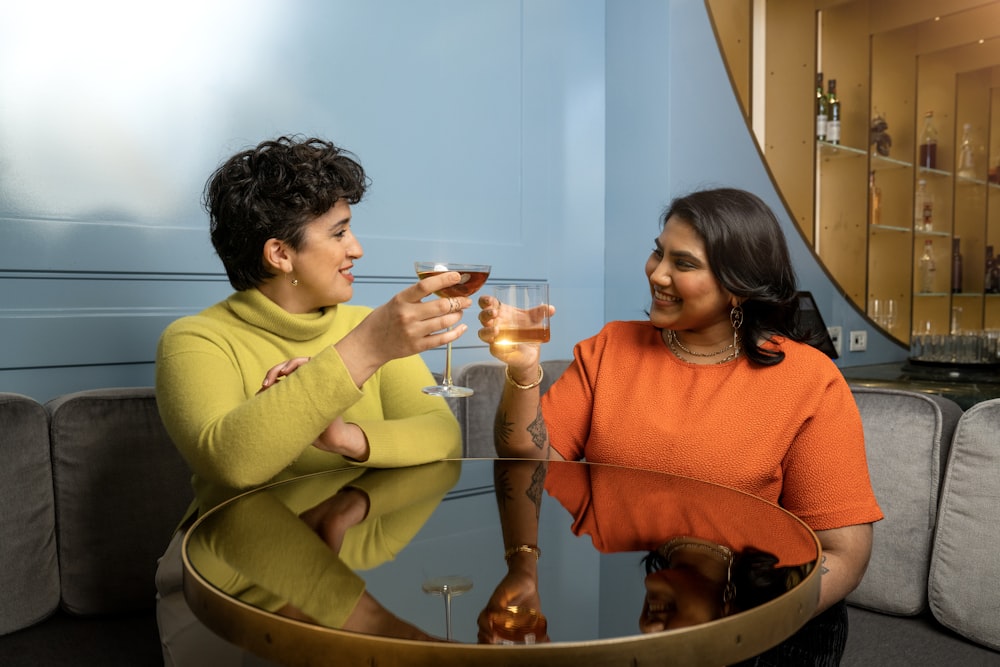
[653,289,678,303]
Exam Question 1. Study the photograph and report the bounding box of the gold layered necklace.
[665,329,740,364]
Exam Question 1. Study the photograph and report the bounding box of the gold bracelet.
[505,365,544,390]
[504,544,542,563]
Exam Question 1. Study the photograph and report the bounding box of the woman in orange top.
[477,188,882,665]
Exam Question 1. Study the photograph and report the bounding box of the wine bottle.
[919,111,937,169]
[815,72,828,141]
[826,79,840,145]
[951,238,963,294]
[957,123,975,180]
[919,239,936,293]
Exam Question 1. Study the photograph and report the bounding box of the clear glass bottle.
[915,179,933,232]
[869,171,881,225]
[919,239,936,293]
[914,179,926,230]
[491,606,547,645]
[919,111,938,169]
[815,72,828,141]
[826,79,840,145]
[957,123,975,180]
[951,238,963,294]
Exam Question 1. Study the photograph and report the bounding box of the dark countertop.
[841,362,1000,410]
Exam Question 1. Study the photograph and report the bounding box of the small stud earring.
[291,278,299,287]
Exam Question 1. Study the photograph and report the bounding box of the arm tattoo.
[820,554,829,576]
[526,404,547,451]
[494,409,513,451]
[526,462,546,519]
[493,467,514,512]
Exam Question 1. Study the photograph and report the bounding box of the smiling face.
[639,567,725,632]
[645,216,735,340]
[263,199,363,313]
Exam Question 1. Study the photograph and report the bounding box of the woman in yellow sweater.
[477,188,882,665]
[155,136,465,665]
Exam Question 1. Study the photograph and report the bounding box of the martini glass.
[421,575,473,640]
[414,262,491,397]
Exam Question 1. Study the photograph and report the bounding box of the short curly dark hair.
[204,135,370,290]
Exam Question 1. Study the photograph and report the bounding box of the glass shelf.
[871,153,912,171]
[871,223,913,233]
[817,141,867,161]
[918,166,952,179]
[914,229,952,238]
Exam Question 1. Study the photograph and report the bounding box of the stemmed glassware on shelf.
[414,262,491,397]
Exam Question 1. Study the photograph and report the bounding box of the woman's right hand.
[476,295,553,381]
[476,565,547,644]
[335,271,473,387]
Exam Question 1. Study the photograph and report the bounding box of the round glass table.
[183,458,820,666]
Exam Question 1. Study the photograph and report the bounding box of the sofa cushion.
[928,398,1000,651]
[847,387,962,616]
[450,360,571,457]
[843,606,999,666]
[46,387,193,615]
[0,393,59,636]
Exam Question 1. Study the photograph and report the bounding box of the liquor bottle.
[957,123,975,180]
[914,179,926,230]
[984,245,996,294]
[951,238,963,294]
[869,171,881,225]
[919,239,936,293]
[815,73,828,141]
[919,111,938,169]
[915,179,933,232]
[826,79,841,144]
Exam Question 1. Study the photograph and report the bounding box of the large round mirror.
[706,0,1000,346]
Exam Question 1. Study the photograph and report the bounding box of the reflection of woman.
[188,462,460,641]
[478,189,882,665]
[155,136,465,666]
[476,459,550,645]
[548,462,815,633]
[639,537,809,633]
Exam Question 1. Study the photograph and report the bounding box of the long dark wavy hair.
[204,135,370,290]
[642,546,810,615]
[661,188,818,366]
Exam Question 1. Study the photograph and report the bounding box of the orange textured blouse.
[541,321,883,532]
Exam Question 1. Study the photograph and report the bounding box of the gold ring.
[449,297,459,313]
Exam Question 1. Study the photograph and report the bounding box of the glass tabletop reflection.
[183,459,820,666]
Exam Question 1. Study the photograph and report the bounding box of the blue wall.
[0,0,905,403]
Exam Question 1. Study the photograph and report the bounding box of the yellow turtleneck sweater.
[156,288,461,520]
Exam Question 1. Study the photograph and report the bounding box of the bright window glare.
[0,1,279,221]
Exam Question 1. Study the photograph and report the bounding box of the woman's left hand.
[257,358,371,461]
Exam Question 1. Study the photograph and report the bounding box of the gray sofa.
[2,364,998,665]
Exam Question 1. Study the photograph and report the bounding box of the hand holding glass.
[492,284,551,345]
[414,262,491,397]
